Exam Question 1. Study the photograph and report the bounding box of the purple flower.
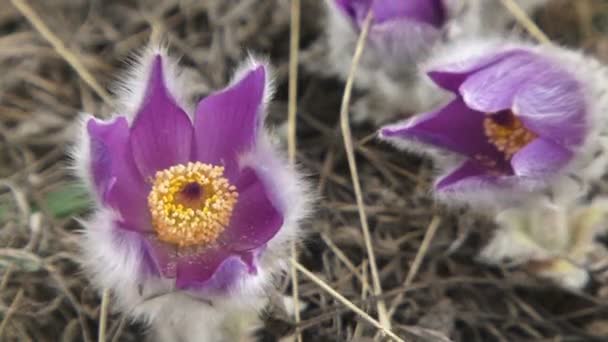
[332,0,447,64]
[335,0,446,29]
[329,0,448,67]
[76,49,309,298]
[379,45,594,205]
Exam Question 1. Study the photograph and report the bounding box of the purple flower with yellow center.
[379,41,608,206]
[76,47,310,314]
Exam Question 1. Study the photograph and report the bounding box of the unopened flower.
[319,0,447,123]
[479,197,608,289]
[334,0,446,66]
[310,0,548,124]
[379,39,608,208]
[74,46,310,341]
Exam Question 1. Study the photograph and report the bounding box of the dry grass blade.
[288,0,302,341]
[338,10,391,330]
[10,0,114,107]
[388,216,441,317]
[287,0,300,164]
[321,233,370,289]
[98,288,111,342]
[500,0,551,43]
[0,289,24,339]
[291,259,405,342]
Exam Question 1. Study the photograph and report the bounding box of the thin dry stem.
[500,0,551,43]
[287,0,300,164]
[338,10,391,330]
[388,216,441,317]
[10,0,114,107]
[98,288,110,342]
[321,233,370,290]
[291,259,405,342]
[110,316,127,342]
[288,0,302,341]
[0,289,24,339]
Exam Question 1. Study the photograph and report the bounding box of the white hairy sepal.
[389,38,608,211]
[479,197,608,289]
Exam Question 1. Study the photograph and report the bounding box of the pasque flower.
[379,39,608,207]
[326,0,448,90]
[334,0,446,62]
[315,0,549,124]
[74,46,310,341]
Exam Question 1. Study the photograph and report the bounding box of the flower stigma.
[148,162,238,247]
[483,110,537,160]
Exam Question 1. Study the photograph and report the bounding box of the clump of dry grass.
[1,0,608,341]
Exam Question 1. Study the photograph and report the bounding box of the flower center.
[483,110,537,160]
[148,162,238,247]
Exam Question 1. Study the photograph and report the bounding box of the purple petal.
[193,65,266,179]
[428,50,528,92]
[511,138,573,177]
[175,248,256,290]
[129,55,193,179]
[143,236,178,278]
[372,0,445,27]
[459,51,545,112]
[220,167,283,252]
[380,98,504,162]
[334,0,363,21]
[335,0,445,27]
[435,160,499,191]
[88,117,152,232]
[513,66,587,148]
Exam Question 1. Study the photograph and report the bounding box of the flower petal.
[336,0,445,27]
[88,117,152,232]
[129,55,194,179]
[220,167,283,251]
[459,51,545,112]
[372,0,445,26]
[513,67,587,148]
[380,98,502,160]
[428,49,527,92]
[334,0,365,22]
[435,160,499,191]
[175,248,256,290]
[511,138,573,177]
[143,235,178,278]
[193,65,266,178]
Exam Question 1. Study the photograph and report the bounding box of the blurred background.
[1,0,608,341]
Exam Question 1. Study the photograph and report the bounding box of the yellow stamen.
[483,112,537,160]
[148,162,238,247]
